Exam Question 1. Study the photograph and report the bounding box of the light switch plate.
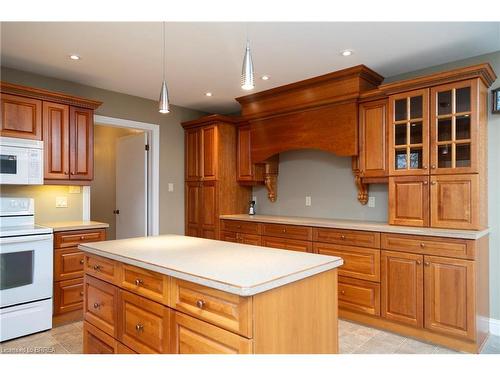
[56,196,68,208]
[168,183,174,192]
[368,196,376,208]
[305,196,312,206]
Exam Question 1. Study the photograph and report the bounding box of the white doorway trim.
[91,115,160,236]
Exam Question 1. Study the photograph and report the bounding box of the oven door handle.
[0,234,53,245]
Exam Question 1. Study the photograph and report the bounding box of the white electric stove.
[0,197,53,342]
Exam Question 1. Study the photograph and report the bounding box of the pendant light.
[158,22,170,114]
[241,26,255,91]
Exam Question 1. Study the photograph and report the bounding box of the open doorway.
[90,116,160,240]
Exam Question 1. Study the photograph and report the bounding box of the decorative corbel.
[263,155,279,202]
[352,156,369,205]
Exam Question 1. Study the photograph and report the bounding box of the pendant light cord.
[162,22,166,81]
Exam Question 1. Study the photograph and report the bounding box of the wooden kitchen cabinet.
[43,102,70,179]
[185,128,201,181]
[338,276,380,316]
[381,250,423,328]
[261,236,312,253]
[0,93,42,140]
[53,277,84,315]
[201,125,218,180]
[358,99,388,178]
[84,275,118,337]
[389,176,429,227]
[237,124,264,183]
[185,181,201,237]
[69,107,93,180]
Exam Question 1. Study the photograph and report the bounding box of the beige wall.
[1,66,206,235]
[0,185,83,223]
[91,125,141,240]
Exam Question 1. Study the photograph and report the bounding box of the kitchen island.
[79,235,343,354]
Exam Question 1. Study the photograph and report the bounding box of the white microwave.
[0,137,44,185]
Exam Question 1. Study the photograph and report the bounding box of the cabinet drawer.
[84,275,118,337]
[262,223,312,241]
[220,220,261,235]
[170,278,252,338]
[220,231,238,243]
[55,229,106,248]
[381,233,474,259]
[118,290,171,354]
[83,321,118,354]
[313,228,380,248]
[84,253,119,284]
[54,247,84,281]
[262,236,312,253]
[314,243,380,282]
[54,277,84,315]
[338,277,380,316]
[172,312,253,354]
[239,233,262,246]
[120,263,169,304]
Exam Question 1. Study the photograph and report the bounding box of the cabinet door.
[424,256,475,340]
[83,321,118,354]
[84,275,118,337]
[43,102,70,179]
[201,125,218,180]
[185,181,201,237]
[0,93,42,140]
[430,79,479,174]
[53,277,84,315]
[172,312,253,354]
[430,174,479,230]
[338,276,381,316]
[185,128,201,181]
[201,181,217,239]
[389,89,429,175]
[237,124,263,182]
[389,176,429,227]
[69,107,93,180]
[359,100,388,177]
[54,247,84,281]
[381,251,423,328]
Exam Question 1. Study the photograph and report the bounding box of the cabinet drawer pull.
[416,260,422,265]
[424,262,430,267]
[64,171,69,175]
[196,299,205,309]
[135,323,144,332]
[341,235,346,240]
[80,291,84,297]
[80,259,84,265]
[71,172,75,175]
[423,165,428,170]
[80,236,85,240]
[93,264,101,271]
[340,290,345,295]
[282,229,286,233]
[420,243,425,248]
[135,278,144,286]
[431,164,436,169]
[431,181,436,185]
[423,181,428,185]
[93,302,101,309]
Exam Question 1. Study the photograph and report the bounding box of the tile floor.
[1,319,499,354]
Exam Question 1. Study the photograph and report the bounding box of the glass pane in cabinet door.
[410,96,423,119]
[438,144,452,168]
[456,87,471,113]
[395,99,407,121]
[438,118,452,141]
[410,122,422,144]
[437,90,452,116]
[409,148,423,169]
[395,149,407,170]
[456,115,471,140]
[395,124,407,146]
[456,144,471,167]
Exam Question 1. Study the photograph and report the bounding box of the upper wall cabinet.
[43,102,70,179]
[237,124,264,184]
[0,93,42,140]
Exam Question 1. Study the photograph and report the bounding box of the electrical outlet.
[168,183,174,192]
[368,196,376,208]
[55,196,68,208]
[305,196,312,206]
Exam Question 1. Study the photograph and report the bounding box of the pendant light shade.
[158,22,170,114]
[241,40,254,90]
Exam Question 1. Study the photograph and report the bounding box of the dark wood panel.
[69,106,93,180]
[43,102,70,179]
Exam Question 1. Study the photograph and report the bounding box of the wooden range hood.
[236,65,384,202]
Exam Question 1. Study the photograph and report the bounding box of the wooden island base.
[82,252,339,354]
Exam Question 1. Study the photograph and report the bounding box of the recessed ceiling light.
[261,75,270,81]
[69,54,81,60]
[341,50,353,57]
[205,92,213,97]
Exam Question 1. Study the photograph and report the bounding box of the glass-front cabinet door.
[430,79,478,174]
[389,89,429,175]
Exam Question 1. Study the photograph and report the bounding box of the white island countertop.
[79,235,343,296]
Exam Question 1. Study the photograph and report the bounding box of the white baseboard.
[490,318,500,336]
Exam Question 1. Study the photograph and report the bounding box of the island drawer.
[381,234,474,259]
[83,321,137,354]
[120,263,170,305]
[54,277,84,315]
[55,229,106,249]
[84,253,119,284]
[262,223,312,241]
[314,243,380,282]
[220,231,262,246]
[220,220,261,235]
[170,278,253,338]
[338,276,380,316]
[54,247,84,281]
[313,228,380,248]
[117,290,171,354]
[262,236,313,253]
[84,275,118,337]
[172,312,253,354]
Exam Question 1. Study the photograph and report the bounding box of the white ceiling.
[1,22,499,113]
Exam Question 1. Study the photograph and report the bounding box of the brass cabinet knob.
[80,236,85,240]
[196,300,205,309]
[423,181,428,185]
[135,323,144,332]
[424,262,430,267]
[431,181,437,185]
[420,243,425,248]
[416,260,422,265]
[423,165,428,170]
[282,229,286,233]
[341,235,346,240]
[93,264,101,271]
[80,259,84,265]
[431,165,436,169]
[64,171,69,175]
[93,302,101,309]
[80,291,84,297]
[71,172,75,175]
[135,279,144,286]
[340,290,345,295]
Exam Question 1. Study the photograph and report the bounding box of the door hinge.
[145,144,150,151]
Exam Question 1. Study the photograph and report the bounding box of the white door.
[116,133,148,239]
